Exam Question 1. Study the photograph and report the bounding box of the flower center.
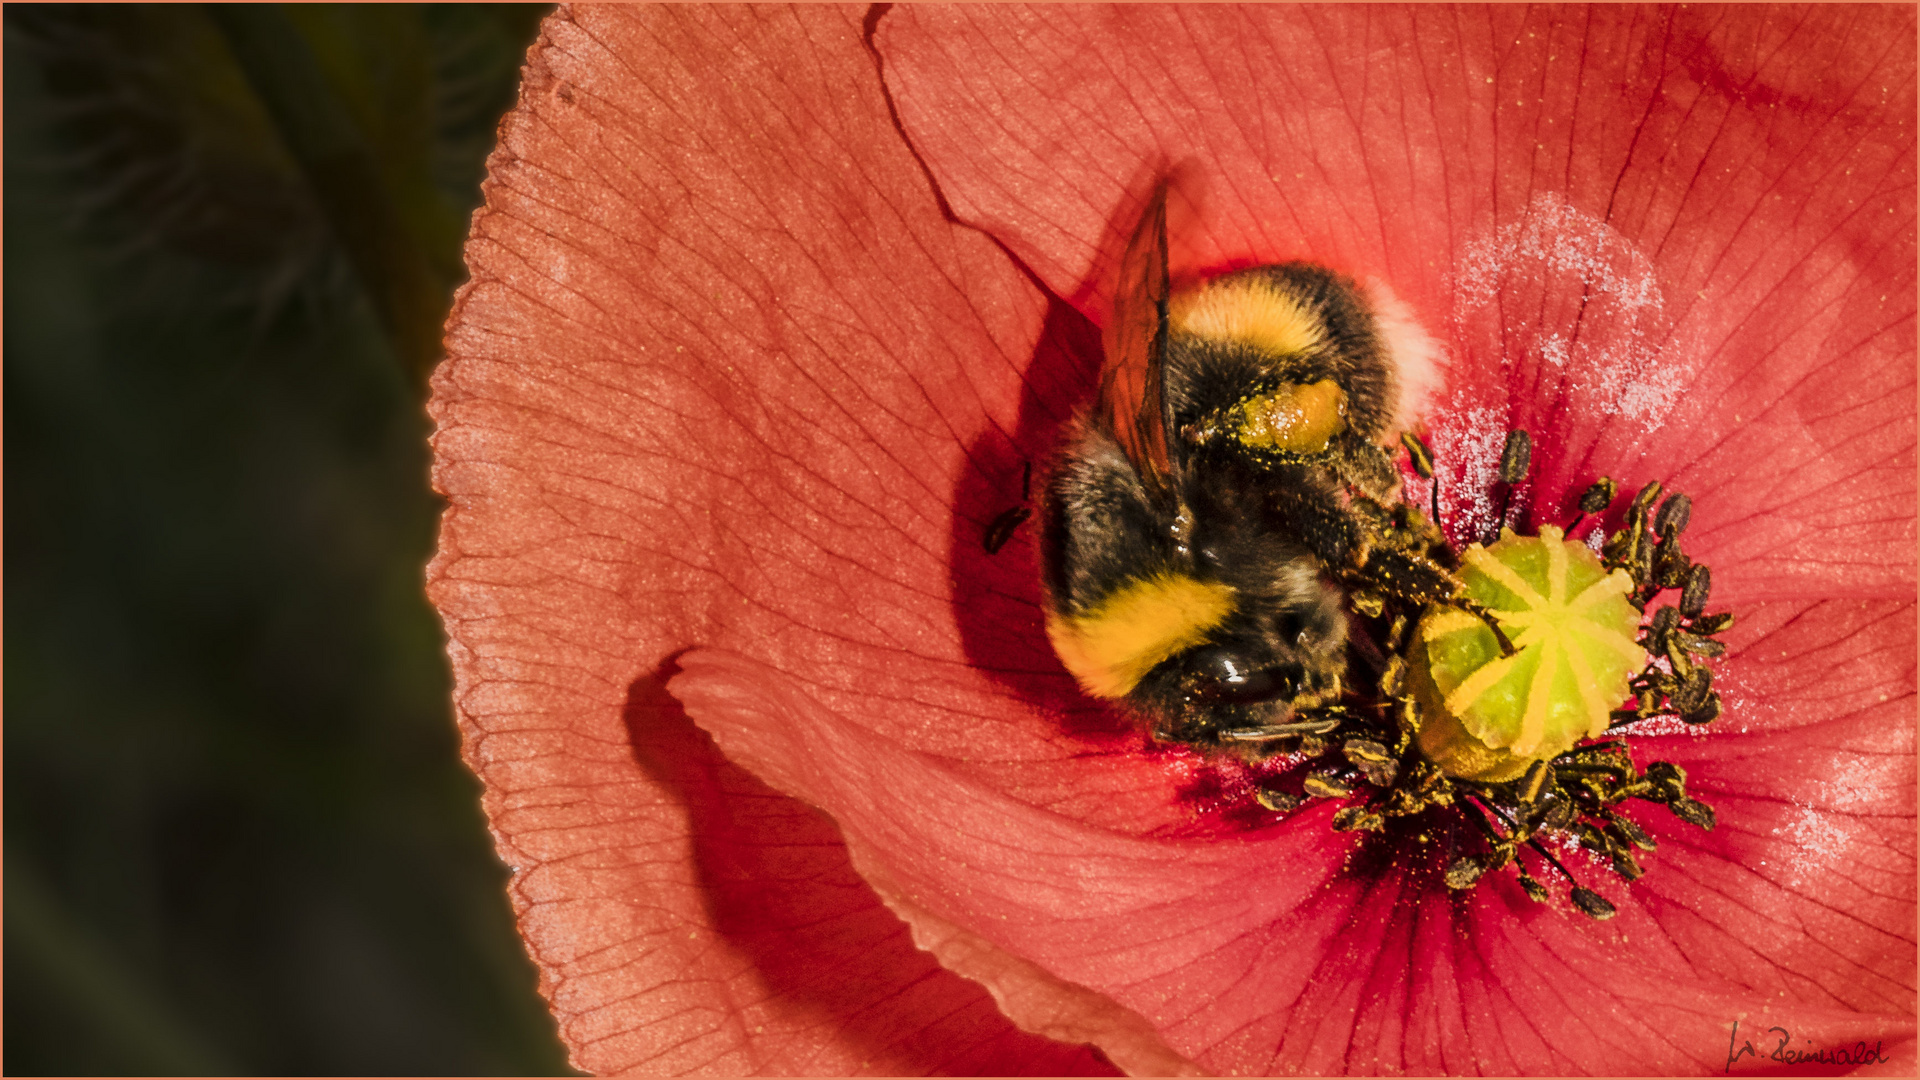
[1243,435,1732,920]
[1412,526,1644,780]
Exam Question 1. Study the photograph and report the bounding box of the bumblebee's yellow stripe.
[1170,277,1325,357]
[1047,573,1236,699]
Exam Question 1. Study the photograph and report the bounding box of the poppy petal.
[435,3,1914,1074]
[674,623,1912,1074]
[430,5,1127,1071]
[877,4,1916,598]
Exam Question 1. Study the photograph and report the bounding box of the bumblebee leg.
[1335,437,1404,504]
[1218,718,1343,742]
[1259,467,1361,568]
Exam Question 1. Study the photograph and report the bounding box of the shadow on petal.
[621,667,1120,1076]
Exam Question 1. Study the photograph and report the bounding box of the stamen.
[1248,438,1728,918]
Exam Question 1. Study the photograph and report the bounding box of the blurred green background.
[6,5,575,1073]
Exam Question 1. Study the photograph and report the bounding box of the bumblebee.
[1039,181,1446,751]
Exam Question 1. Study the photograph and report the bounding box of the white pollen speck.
[1451,193,1698,436]
[1439,406,1511,541]
[1773,805,1851,889]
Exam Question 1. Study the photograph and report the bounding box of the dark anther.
[1571,886,1618,920]
[1631,532,1655,587]
[1690,611,1735,634]
[1670,666,1714,714]
[1681,695,1722,726]
[1303,772,1353,799]
[1671,629,1725,658]
[1579,478,1617,515]
[1519,759,1551,804]
[1644,761,1687,802]
[1489,430,1532,541]
[1680,564,1712,616]
[1401,431,1434,479]
[1669,796,1717,830]
[1574,822,1611,855]
[1344,734,1390,760]
[1654,492,1692,537]
[1331,806,1385,832]
[1499,429,1533,484]
[1256,787,1302,812]
[1343,737,1397,780]
[1608,816,1658,851]
[1630,480,1664,515]
[1610,848,1645,881]
[1648,605,1680,639]
[1518,871,1550,902]
[1665,639,1695,681]
[1656,543,1692,589]
[1378,655,1406,696]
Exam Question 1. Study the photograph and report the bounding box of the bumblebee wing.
[1095,180,1177,505]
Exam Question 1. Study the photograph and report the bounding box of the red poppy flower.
[428,5,1914,1074]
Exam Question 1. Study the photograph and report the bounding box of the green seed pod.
[1409,526,1648,782]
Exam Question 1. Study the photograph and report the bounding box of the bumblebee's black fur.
[1042,262,1406,748]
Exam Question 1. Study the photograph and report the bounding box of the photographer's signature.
[1726,1020,1891,1072]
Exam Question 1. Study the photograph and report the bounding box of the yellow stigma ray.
[1460,539,1548,609]
[1046,572,1237,699]
[1513,636,1560,757]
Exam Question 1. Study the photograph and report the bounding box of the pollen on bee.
[1232,380,1348,455]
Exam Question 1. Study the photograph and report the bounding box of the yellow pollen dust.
[1047,572,1236,699]
[1411,525,1646,781]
